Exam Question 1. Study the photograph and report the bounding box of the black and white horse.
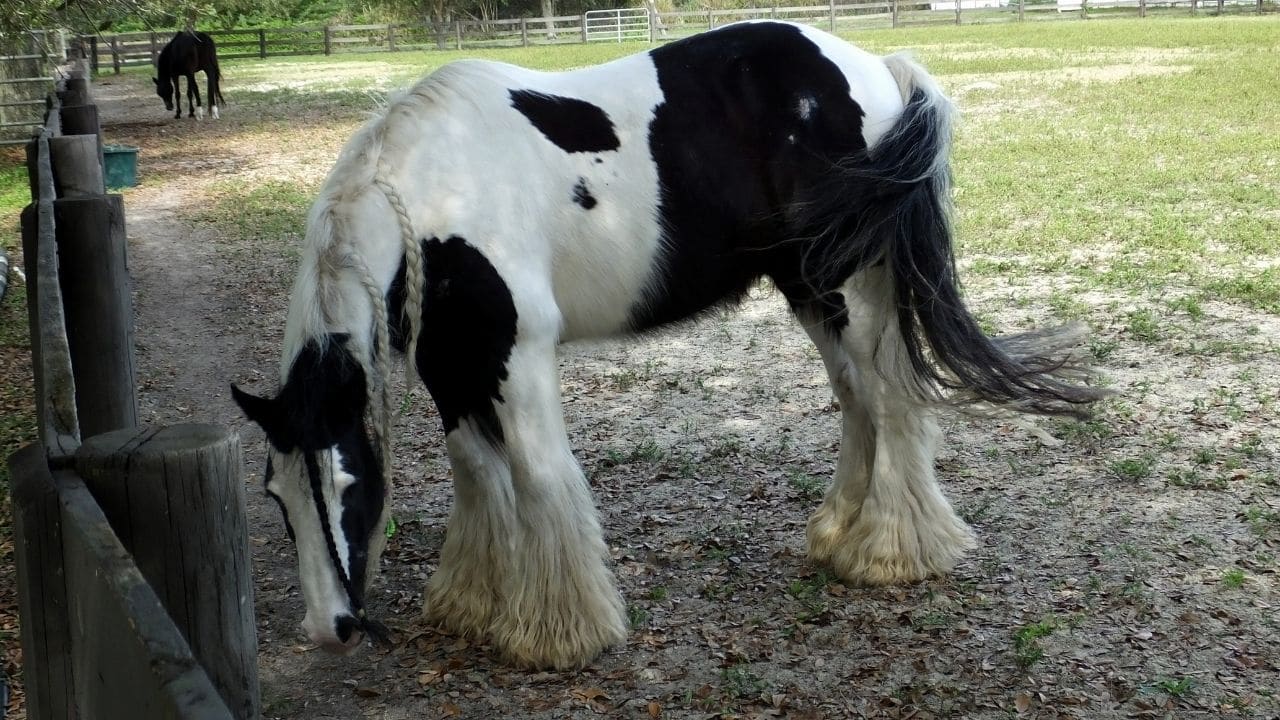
[154,30,225,120]
[233,21,1105,669]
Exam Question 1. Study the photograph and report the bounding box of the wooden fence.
[77,0,1277,71]
[0,31,60,146]
[7,74,260,720]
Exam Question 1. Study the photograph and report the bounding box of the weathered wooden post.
[956,0,962,24]
[76,425,260,720]
[580,14,589,42]
[323,25,332,55]
[388,24,397,50]
[257,29,267,58]
[54,195,139,437]
[8,445,76,720]
[1019,0,1025,21]
[456,19,465,49]
[149,32,159,65]
[829,0,837,30]
[60,77,90,106]
[48,135,104,196]
[892,0,900,27]
[58,103,103,169]
[109,37,120,74]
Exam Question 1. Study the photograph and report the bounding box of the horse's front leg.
[187,73,202,119]
[416,243,625,669]
[172,76,181,119]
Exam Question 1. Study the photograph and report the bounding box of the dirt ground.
[87,59,1278,720]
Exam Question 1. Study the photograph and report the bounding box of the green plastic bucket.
[103,144,138,189]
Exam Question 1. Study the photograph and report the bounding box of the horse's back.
[326,21,908,338]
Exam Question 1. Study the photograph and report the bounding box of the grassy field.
[1,13,1278,718]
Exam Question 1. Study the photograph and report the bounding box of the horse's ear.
[231,383,293,451]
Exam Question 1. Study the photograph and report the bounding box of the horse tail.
[804,53,1107,417]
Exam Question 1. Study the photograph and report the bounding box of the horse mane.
[280,71,476,492]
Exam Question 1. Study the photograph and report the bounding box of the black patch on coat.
[387,236,518,446]
[630,22,870,332]
[510,90,621,154]
[572,178,598,209]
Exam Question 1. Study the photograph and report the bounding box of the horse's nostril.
[334,614,360,643]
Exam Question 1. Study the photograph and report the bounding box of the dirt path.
[94,65,1279,720]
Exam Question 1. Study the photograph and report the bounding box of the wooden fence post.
[8,444,76,720]
[892,0,900,27]
[59,104,102,170]
[75,425,259,720]
[829,0,837,30]
[956,0,962,24]
[1217,0,1224,12]
[55,467,237,719]
[61,78,90,107]
[521,17,529,46]
[258,29,267,58]
[1139,0,1146,17]
[580,14,589,42]
[88,36,99,75]
[457,19,465,49]
[48,135,104,197]
[54,195,138,438]
[388,24,397,50]
[149,32,158,66]
[324,25,332,55]
[708,9,714,29]
[1019,0,1025,21]
[109,37,120,74]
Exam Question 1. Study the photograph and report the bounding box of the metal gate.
[584,8,651,42]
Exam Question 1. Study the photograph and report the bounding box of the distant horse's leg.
[171,75,181,119]
[418,248,624,669]
[207,71,220,120]
[798,267,974,585]
[186,71,202,119]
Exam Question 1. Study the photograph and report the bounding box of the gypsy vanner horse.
[154,30,224,119]
[233,21,1106,669]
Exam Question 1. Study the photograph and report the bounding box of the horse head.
[153,76,174,111]
[232,335,390,653]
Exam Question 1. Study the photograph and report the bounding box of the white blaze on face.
[267,446,359,646]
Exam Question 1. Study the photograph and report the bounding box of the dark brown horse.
[154,30,224,119]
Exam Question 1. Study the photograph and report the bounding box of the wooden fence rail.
[76,0,1275,71]
[8,74,259,720]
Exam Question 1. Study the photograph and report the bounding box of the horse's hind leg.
[188,73,202,119]
[416,238,625,669]
[796,267,974,585]
[207,72,220,119]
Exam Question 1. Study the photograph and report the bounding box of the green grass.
[1013,618,1057,669]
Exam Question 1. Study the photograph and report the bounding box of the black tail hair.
[798,59,1107,417]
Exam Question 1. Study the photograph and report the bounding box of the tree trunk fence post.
[323,25,332,55]
[8,445,76,720]
[54,195,139,438]
[521,17,530,46]
[48,135,103,196]
[75,425,259,720]
[258,29,267,58]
